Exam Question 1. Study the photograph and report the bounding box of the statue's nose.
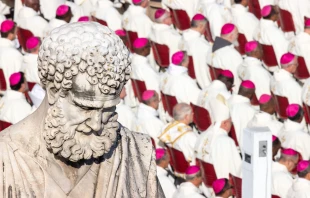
[85,111,102,131]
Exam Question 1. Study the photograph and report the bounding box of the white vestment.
[159,121,198,162]
[162,0,200,19]
[157,166,176,198]
[254,19,289,69]
[65,1,85,23]
[272,162,293,198]
[287,178,310,198]
[43,18,67,37]
[278,119,310,160]
[247,111,283,136]
[122,5,153,38]
[195,126,242,179]
[180,29,211,88]
[28,84,46,109]
[0,1,10,15]
[302,78,310,106]
[0,14,5,26]
[40,0,65,20]
[278,0,304,34]
[238,56,272,98]
[0,90,32,124]
[271,69,302,105]
[228,94,257,149]
[160,64,201,105]
[22,53,40,84]
[17,6,48,38]
[74,0,95,16]
[231,4,259,41]
[94,0,122,31]
[150,23,181,60]
[298,0,310,22]
[172,182,205,198]
[116,100,138,132]
[137,103,164,148]
[0,38,24,89]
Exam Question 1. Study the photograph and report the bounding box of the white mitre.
[210,93,230,125]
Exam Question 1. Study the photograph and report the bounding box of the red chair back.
[273,94,289,119]
[204,20,213,42]
[278,8,296,33]
[250,94,259,106]
[248,0,261,19]
[229,174,242,198]
[170,147,190,174]
[237,33,247,55]
[17,27,34,52]
[151,41,170,68]
[0,120,12,131]
[303,104,310,125]
[295,56,310,80]
[126,31,138,52]
[198,159,217,187]
[27,82,36,91]
[161,92,178,117]
[0,69,6,91]
[165,145,175,170]
[131,79,147,103]
[92,16,108,26]
[261,44,278,67]
[229,124,239,147]
[188,56,196,79]
[209,65,223,81]
[151,138,156,148]
[170,8,190,31]
[271,195,280,198]
[190,103,212,131]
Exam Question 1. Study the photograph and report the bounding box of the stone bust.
[0,22,164,197]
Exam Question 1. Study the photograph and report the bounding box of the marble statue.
[0,22,164,198]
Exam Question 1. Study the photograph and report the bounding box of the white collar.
[229,94,251,105]
[260,18,278,28]
[152,23,172,31]
[0,38,15,48]
[156,166,168,176]
[138,103,159,117]
[132,54,149,65]
[18,6,39,18]
[231,4,247,14]
[98,0,114,8]
[182,29,202,41]
[273,69,293,81]
[5,90,26,100]
[273,161,290,173]
[167,64,188,75]
[284,119,305,132]
[128,5,146,15]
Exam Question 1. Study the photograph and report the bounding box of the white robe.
[43,18,67,37]
[162,0,200,19]
[228,94,257,149]
[122,5,153,38]
[254,19,289,69]
[28,84,46,109]
[0,1,10,15]
[65,1,85,23]
[40,0,65,20]
[298,0,310,22]
[160,64,201,105]
[74,0,95,16]
[278,119,310,160]
[17,6,48,38]
[0,38,24,89]
[238,56,272,98]
[247,111,283,136]
[0,14,5,26]
[302,78,310,106]
[231,4,259,41]
[137,103,164,148]
[278,0,304,34]
[0,90,32,124]
[22,53,40,84]
[150,23,181,60]
[159,121,198,162]
[172,182,205,198]
[116,99,138,132]
[270,69,302,105]
[157,166,176,198]
[180,29,211,88]
[195,126,242,179]
[272,162,293,198]
[287,178,310,198]
[94,0,122,31]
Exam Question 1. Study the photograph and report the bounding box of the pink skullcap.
[305,19,310,27]
[78,16,90,22]
[272,135,278,142]
[297,160,310,172]
[115,29,126,36]
[261,5,272,17]
[220,70,234,78]
[26,37,40,50]
[185,165,200,175]
[142,90,155,101]
[56,5,69,16]
[133,38,149,49]
[213,178,226,194]
[132,0,143,4]
[172,51,185,65]
[241,80,255,89]
[1,20,14,33]
[155,9,166,19]
[9,72,22,86]
[221,23,235,35]
[282,148,298,156]
[156,148,166,160]
[192,14,205,21]
[259,94,271,104]
[286,104,300,117]
[245,41,258,53]
[280,52,295,64]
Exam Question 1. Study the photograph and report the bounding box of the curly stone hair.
[38,22,131,101]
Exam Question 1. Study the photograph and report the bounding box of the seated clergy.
[195,94,242,179]
[272,148,298,198]
[160,51,201,105]
[156,149,176,198]
[137,90,164,148]
[159,103,198,164]
[272,135,281,161]
[287,161,310,197]
[172,166,205,198]
[212,178,233,198]
[0,72,32,124]
[279,104,310,160]
[271,52,302,105]
[247,94,283,136]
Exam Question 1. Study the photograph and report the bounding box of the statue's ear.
[46,83,61,105]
